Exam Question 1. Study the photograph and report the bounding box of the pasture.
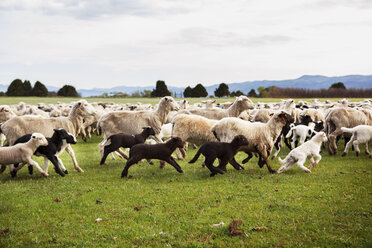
[0,97,371,247]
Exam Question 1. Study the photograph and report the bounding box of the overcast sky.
[0,0,371,89]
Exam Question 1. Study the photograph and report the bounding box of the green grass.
[0,135,371,247]
[0,97,371,247]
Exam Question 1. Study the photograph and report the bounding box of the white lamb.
[277,132,327,174]
[341,125,372,158]
[286,123,317,149]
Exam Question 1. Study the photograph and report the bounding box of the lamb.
[277,132,327,173]
[0,133,48,177]
[121,137,184,178]
[178,96,255,120]
[0,100,96,173]
[171,114,218,159]
[286,123,317,149]
[11,129,77,177]
[99,127,156,165]
[188,135,249,176]
[341,125,372,158]
[211,112,294,173]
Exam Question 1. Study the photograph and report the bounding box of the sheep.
[286,123,317,149]
[121,137,184,178]
[201,100,216,109]
[171,114,218,159]
[0,106,17,146]
[341,125,372,158]
[0,100,96,173]
[98,96,179,145]
[277,132,327,174]
[0,133,49,177]
[99,127,156,165]
[188,135,249,176]
[325,107,372,155]
[11,129,77,177]
[211,111,294,173]
[178,96,255,120]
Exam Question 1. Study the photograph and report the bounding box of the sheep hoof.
[356,152,359,157]
[121,171,128,178]
[369,155,372,158]
[64,170,68,174]
[270,170,277,174]
[76,168,84,172]
[341,152,347,157]
[42,172,49,177]
[10,170,17,178]
[177,169,183,173]
[210,173,217,177]
[239,166,245,170]
[271,156,275,160]
[306,169,311,173]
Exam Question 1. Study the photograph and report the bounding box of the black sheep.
[121,137,184,178]
[12,129,76,177]
[100,127,156,165]
[189,135,249,177]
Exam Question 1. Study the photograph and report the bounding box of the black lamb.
[189,135,249,177]
[100,126,156,165]
[12,128,76,177]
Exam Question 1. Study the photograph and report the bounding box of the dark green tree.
[191,84,208,97]
[230,90,244,97]
[247,89,258,97]
[183,86,192,97]
[6,79,24,96]
[214,83,230,97]
[22,80,32,96]
[58,85,79,97]
[32,81,48,97]
[151,80,171,97]
[329,82,346,90]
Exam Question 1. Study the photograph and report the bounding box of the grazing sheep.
[100,127,156,165]
[341,125,372,158]
[0,133,48,177]
[277,132,327,173]
[171,114,218,159]
[188,135,248,176]
[0,100,96,173]
[178,96,255,120]
[12,129,77,177]
[325,107,372,155]
[211,112,294,173]
[121,137,184,178]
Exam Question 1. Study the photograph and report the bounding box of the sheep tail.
[341,127,354,134]
[188,148,202,163]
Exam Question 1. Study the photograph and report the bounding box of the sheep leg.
[121,156,140,177]
[271,139,282,160]
[342,134,355,156]
[165,157,183,173]
[229,157,244,170]
[80,126,87,142]
[87,126,92,139]
[296,156,311,173]
[329,128,343,155]
[353,140,360,156]
[47,155,65,177]
[175,148,184,160]
[0,133,6,146]
[26,158,48,177]
[10,163,26,177]
[43,158,49,174]
[299,135,306,145]
[364,142,369,155]
[65,144,83,172]
[0,165,6,174]
[211,159,228,177]
[277,157,296,174]
[260,146,276,174]
[57,157,68,174]
[242,152,253,164]
[116,148,128,159]
[205,156,225,177]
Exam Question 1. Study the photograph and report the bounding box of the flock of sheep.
[0,95,371,178]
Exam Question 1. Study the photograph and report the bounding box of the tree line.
[1,79,80,97]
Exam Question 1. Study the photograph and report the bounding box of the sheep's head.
[313,131,327,143]
[236,96,255,110]
[161,96,179,112]
[54,129,77,144]
[299,115,313,125]
[277,111,294,125]
[232,135,249,147]
[74,100,97,117]
[31,133,48,146]
[169,136,183,148]
[142,126,156,136]
[0,106,16,122]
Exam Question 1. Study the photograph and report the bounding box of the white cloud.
[0,0,371,88]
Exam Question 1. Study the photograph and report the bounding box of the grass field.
[0,97,371,247]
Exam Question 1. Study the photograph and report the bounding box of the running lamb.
[277,132,327,174]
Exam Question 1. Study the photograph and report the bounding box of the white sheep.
[0,133,49,177]
[286,123,317,149]
[277,132,327,173]
[211,112,294,173]
[341,125,372,158]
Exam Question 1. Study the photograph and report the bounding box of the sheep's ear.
[212,100,216,103]
[0,107,4,112]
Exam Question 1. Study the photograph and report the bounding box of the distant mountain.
[77,75,372,97]
[1,75,372,97]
